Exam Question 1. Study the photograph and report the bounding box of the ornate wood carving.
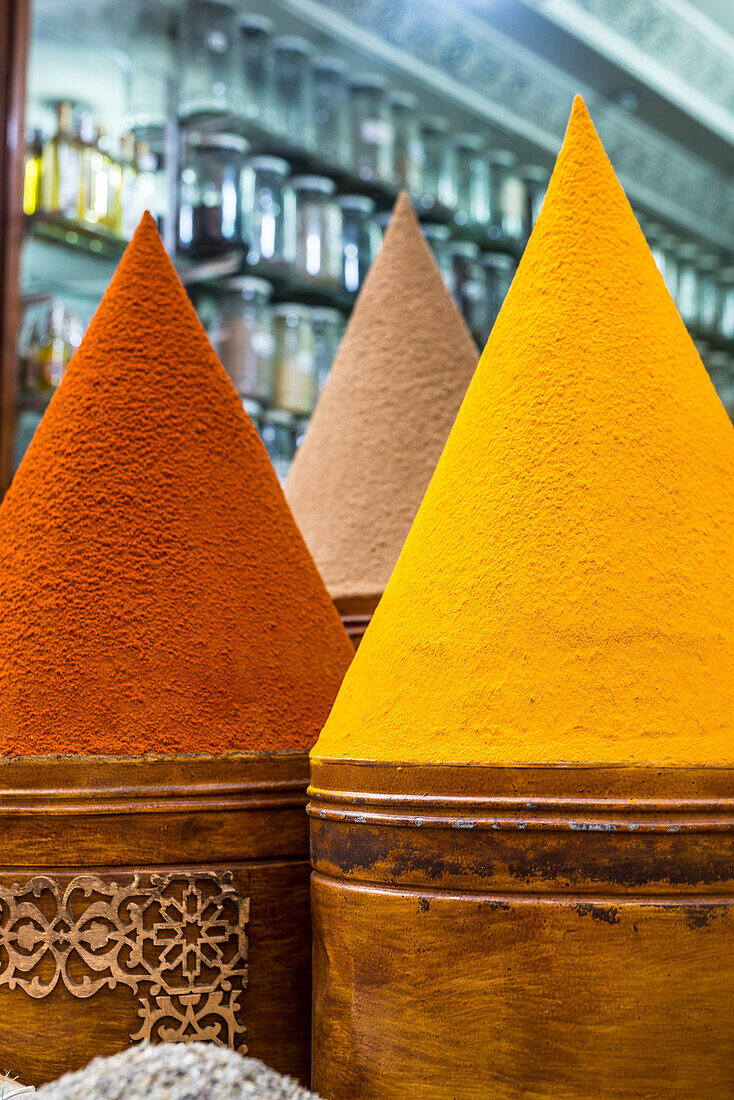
[0,871,250,1052]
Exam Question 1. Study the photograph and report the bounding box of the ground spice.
[314,97,734,766]
[0,213,353,757]
[285,192,478,604]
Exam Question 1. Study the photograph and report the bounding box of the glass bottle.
[520,164,549,236]
[450,239,486,344]
[481,250,517,337]
[178,0,239,123]
[291,176,342,283]
[419,116,455,211]
[487,149,518,240]
[336,194,376,293]
[41,101,82,219]
[271,36,315,149]
[178,132,248,256]
[311,307,346,392]
[698,254,720,335]
[238,13,275,125]
[240,155,293,266]
[389,90,423,196]
[272,303,317,417]
[421,222,454,293]
[119,132,139,240]
[349,73,394,184]
[312,56,351,167]
[676,244,700,326]
[718,265,734,341]
[657,233,679,302]
[216,276,275,404]
[78,111,103,226]
[22,130,43,216]
[260,408,296,484]
[453,133,489,227]
[100,126,122,234]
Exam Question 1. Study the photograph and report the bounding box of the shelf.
[24,212,126,260]
[176,250,356,311]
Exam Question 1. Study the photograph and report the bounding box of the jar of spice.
[698,253,721,335]
[349,73,394,184]
[718,266,734,341]
[312,56,351,167]
[216,277,275,405]
[449,240,486,344]
[240,155,293,266]
[178,0,239,122]
[389,90,423,196]
[420,116,456,211]
[676,243,700,326]
[481,250,517,334]
[271,36,315,149]
[520,164,549,237]
[291,176,343,283]
[238,14,275,125]
[260,408,296,483]
[453,134,489,227]
[422,222,455,294]
[178,132,248,256]
[336,194,377,293]
[272,303,317,416]
[311,306,346,392]
[488,149,519,240]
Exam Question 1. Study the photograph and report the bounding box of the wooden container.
[0,752,311,1088]
[333,596,379,650]
[310,759,734,1099]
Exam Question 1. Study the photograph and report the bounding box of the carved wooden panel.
[0,871,250,1052]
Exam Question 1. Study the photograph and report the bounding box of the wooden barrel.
[333,596,379,650]
[310,759,734,1099]
[0,752,311,1087]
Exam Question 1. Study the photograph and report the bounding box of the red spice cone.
[0,213,353,756]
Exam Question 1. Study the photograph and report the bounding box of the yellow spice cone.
[315,96,734,766]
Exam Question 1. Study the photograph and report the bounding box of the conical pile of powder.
[0,214,353,756]
[314,98,734,767]
[285,192,478,607]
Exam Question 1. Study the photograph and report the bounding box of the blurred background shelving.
[6,0,734,490]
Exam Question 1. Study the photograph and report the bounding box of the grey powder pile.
[36,1043,319,1100]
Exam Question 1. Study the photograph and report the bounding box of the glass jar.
[242,397,263,433]
[389,90,423,196]
[421,223,455,294]
[240,155,293,266]
[656,232,679,301]
[349,73,394,184]
[676,244,700,326]
[698,254,720,335]
[260,408,296,483]
[272,303,317,416]
[238,13,274,125]
[481,250,517,333]
[449,240,486,344]
[271,36,315,149]
[294,417,310,451]
[336,194,376,293]
[312,56,351,167]
[311,306,346,392]
[453,133,489,227]
[420,116,456,211]
[216,277,274,404]
[520,164,549,236]
[178,0,239,122]
[178,132,248,256]
[488,149,519,240]
[291,176,342,283]
[718,266,734,341]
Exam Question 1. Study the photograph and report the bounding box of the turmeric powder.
[0,213,353,756]
[314,97,734,766]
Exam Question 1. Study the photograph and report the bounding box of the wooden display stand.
[310,759,734,1099]
[0,752,312,1087]
[333,595,379,650]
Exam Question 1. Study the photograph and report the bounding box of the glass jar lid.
[272,35,313,56]
[449,240,480,258]
[421,222,451,242]
[290,175,336,195]
[388,90,418,110]
[242,397,264,418]
[336,194,376,214]
[481,250,516,269]
[521,164,550,183]
[677,243,700,262]
[238,13,275,34]
[487,149,518,168]
[188,132,249,154]
[349,72,389,91]
[262,408,296,426]
[313,54,348,74]
[222,276,273,298]
[421,115,450,134]
[244,154,291,175]
[454,133,485,152]
[272,302,314,319]
[310,306,345,325]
